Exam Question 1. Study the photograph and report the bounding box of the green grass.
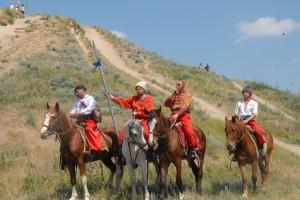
[0,14,300,200]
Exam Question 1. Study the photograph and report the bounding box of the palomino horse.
[224,116,273,199]
[115,119,155,200]
[40,102,120,200]
[147,107,206,200]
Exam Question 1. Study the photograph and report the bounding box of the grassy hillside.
[0,14,300,199]
[98,28,300,145]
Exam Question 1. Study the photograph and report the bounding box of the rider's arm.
[112,96,133,109]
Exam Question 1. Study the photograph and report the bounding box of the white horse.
[119,119,150,200]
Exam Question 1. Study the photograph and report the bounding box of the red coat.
[112,95,154,142]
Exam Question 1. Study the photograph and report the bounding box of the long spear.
[90,40,118,133]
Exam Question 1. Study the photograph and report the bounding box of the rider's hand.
[73,112,81,118]
[242,119,248,124]
[171,113,179,120]
[104,92,114,99]
[133,111,141,116]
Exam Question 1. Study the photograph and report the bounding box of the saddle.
[169,120,198,151]
[246,126,267,158]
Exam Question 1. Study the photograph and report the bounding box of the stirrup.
[188,149,198,159]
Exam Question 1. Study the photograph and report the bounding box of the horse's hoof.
[69,196,77,200]
[261,185,267,192]
[179,192,184,200]
[242,193,248,199]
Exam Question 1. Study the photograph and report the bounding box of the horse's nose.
[227,144,234,151]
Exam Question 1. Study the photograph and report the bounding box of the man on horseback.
[107,81,154,144]
[70,84,102,153]
[164,79,198,158]
[234,85,267,156]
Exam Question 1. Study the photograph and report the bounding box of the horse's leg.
[152,157,161,196]
[191,152,204,193]
[251,160,258,192]
[114,155,124,192]
[140,155,150,200]
[101,156,116,188]
[175,159,184,200]
[78,157,90,200]
[159,160,170,200]
[67,164,78,200]
[127,160,137,199]
[261,155,271,189]
[239,162,248,199]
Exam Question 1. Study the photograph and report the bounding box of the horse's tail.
[194,127,206,152]
[103,128,119,154]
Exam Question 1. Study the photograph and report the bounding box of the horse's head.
[147,106,163,150]
[40,102,61,139]
[124,119,148,151]
[224,115,243,152]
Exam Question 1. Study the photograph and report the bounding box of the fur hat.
[135,81,147,91]
[242,85,253,94]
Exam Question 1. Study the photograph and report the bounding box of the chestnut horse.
[40,102,120,200]
[147,107,206,200]
[224,116,273,199]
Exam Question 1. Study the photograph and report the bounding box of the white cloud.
[237,17,300,41]
[111,30,127,39]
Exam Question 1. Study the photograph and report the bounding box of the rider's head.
[74,84,86,98]
[242,85,253,99]
[175,79,186,94]
[135,81,147,97]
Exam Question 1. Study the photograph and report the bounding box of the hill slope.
[0,13,300,199]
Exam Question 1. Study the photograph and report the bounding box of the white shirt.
[70,94,96,115]
[234,99,258,117]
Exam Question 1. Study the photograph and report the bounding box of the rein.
[42,113,75,141]
[124,122,148,167]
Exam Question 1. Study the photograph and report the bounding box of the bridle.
[41,113,73,141]
[227,122,245,151]
[125,121,148,150]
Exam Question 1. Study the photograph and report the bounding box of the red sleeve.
[134,96,154,119]
[112,96,133,109]
[164,96,173,108]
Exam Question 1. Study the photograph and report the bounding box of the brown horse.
[147,107,206,200]
[224,116,273,199]
[40,102,120,200]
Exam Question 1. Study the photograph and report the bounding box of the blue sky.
[1,0,300,93]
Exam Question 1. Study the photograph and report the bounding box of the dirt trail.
[82,26,300,157]
[83,26,225,120]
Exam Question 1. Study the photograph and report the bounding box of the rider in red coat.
[107,81,154,143]
[164,79,198,157]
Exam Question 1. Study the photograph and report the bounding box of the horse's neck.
[160,114,172,138]
[237,123,252,147]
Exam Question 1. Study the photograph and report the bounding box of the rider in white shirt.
[70,84,101,152]
[234,85,267,156]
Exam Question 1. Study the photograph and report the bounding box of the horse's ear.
[158,105,161,114]
[46,102,50,110]
[144,108,149,114]
[225,116,228,122]
[55,102,59,112]
[231,115,236,123]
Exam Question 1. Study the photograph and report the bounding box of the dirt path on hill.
[82,26,300,157]
[83,26,226,120]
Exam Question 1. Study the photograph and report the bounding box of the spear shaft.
[91,40,118,133]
